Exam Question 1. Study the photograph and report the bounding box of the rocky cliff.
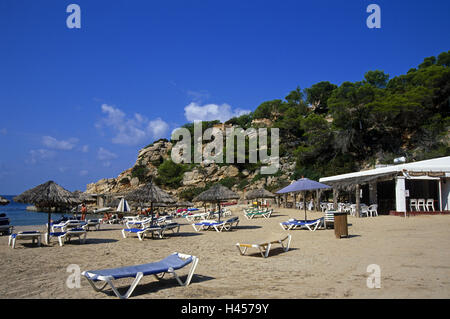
[86,137,296,200]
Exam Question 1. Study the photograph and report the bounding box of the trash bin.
[333,212,348,239]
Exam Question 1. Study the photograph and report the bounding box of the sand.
[0,206,449,299]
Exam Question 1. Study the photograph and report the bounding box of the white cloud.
[81,145,89,153]
[27,149,56,164]
[42,136,78,150]
[97,147,117,161]
[96,104,170,146]
[148,118,170,139]
[184,102,251,123]
[79,170,89,176]
[186,90,211,102]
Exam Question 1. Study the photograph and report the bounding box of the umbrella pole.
[218,200,221,222]
[47,208,51,245]
[303,192,307,221]
[150,202,154,226]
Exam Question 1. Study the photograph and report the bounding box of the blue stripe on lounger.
[19,231,40,234]
[123,228,143,233]
[50,232,66,236]
[85,254,193,280]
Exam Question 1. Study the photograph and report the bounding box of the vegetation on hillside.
[154,51,450,192]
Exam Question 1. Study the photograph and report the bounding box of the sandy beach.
[0,206,449,299]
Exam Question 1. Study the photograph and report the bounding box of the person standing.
[81,203,87,221]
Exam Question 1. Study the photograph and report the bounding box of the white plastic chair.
[409,199,417,211]
[368,204,378,217]
[426,199,435,212]
[417,199,426,211]
[360,205,370,217]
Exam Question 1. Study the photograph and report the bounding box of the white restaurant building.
[319,156,450,214]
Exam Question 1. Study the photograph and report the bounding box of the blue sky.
[0,0,449,194]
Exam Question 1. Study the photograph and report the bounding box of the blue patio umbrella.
[276,178,331,220]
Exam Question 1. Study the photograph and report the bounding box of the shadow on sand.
[102,274,215,298]
[240,247,300,258]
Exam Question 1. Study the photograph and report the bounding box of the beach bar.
[319,156,450,215]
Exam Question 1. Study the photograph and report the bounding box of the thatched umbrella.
[13,181,81,243]
[193,184,239,222]
[245,188,275,207]
[125,178,175,226]
[0,196,10,206]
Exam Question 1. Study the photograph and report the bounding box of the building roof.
[319,156,450,189]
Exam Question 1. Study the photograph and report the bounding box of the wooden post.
[333,188,339,211]
[293,193,297,209]
[355,184,361,218]
[315,190,320,212]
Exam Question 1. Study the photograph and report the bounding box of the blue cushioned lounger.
[192,216,239,232]
[82,252,199,299]
[280,218,324,231]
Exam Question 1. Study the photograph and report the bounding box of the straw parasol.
[125,178,175,225]
[13,181,81,243]
[193,184,239,222]
[0,196,10,206]
[245,188,275,207]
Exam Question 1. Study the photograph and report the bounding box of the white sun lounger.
[191,216,239,232]
[125,217,152,229]
[46,228,87,246]
[82,252,199,299]
[279,218,324,231]
[236,234,291,258]
[85,219,101,231]
[122,226,164,240]
[184,212,209,222]
[9,231,42,249]
[50,220,87,232]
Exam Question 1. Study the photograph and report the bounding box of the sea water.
[0,195,98,226]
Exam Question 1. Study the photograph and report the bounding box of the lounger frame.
[236,234,291,258]
[82,253,199,299]
[9,231,42,249]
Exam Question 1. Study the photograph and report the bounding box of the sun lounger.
[82,252,199,299]
[236,234,291,258]
[184,212,209,222]
[244,209,273,219]
[0,224,13,235]
[125,217,151,229]
[192,216,239,232]
[9,231,42,249]
[86,219,101,231]
[280,218,324,231]
[122,226,164,240]
[46,228,87,246]
[50,220,87,232]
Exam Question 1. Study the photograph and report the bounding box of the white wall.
[442,178,450,211]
